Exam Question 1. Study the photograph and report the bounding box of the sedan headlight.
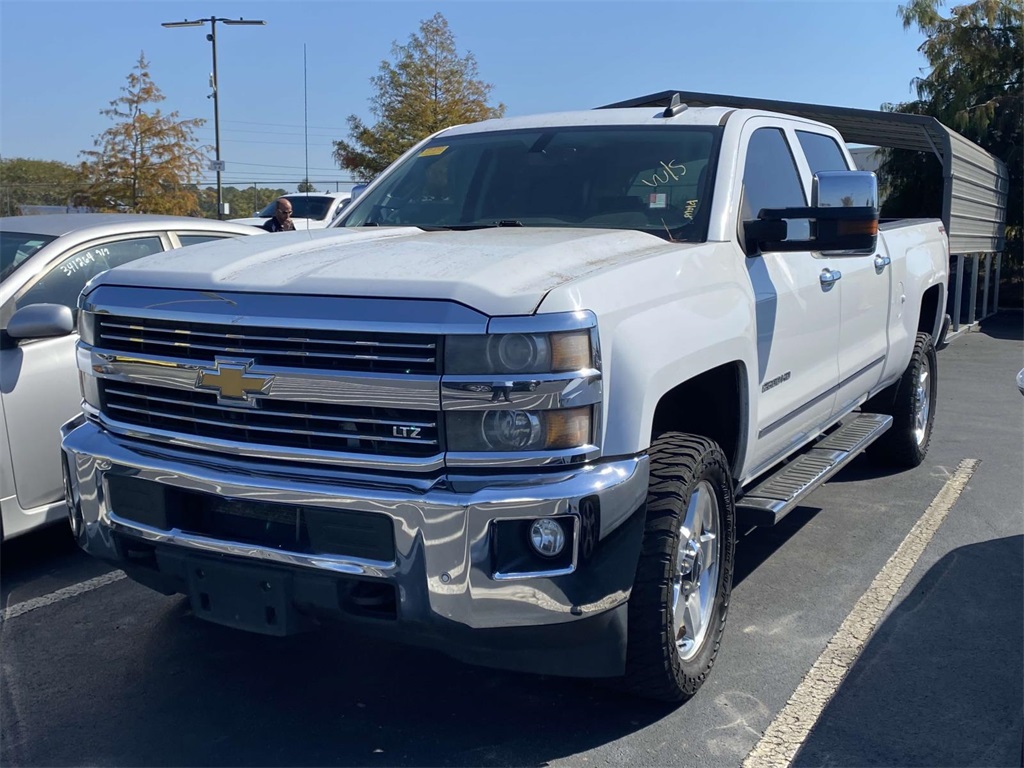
[445,331,591,375]
[446,407,592,452]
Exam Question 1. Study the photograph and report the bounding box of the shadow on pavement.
[735,506,821,587]
[64,601,677,767]
[0,524,78,573]
[793,535,1024,767]
[0,524,110,607]
[978,311,1024,342]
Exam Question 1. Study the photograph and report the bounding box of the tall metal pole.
[209,16,223,219]
[161,17,265,220]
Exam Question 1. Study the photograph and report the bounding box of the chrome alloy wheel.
[913,358,932,447]
[672,480,721,661]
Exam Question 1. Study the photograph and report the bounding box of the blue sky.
[0,1,930,194]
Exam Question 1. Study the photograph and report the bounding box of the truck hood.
[95,226,682,315]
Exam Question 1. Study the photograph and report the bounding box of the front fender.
[537,242,757,457]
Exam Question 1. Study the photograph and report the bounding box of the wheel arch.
[918,283,944,340]
[649,361,748,478]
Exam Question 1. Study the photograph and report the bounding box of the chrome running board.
[737,413,893,526]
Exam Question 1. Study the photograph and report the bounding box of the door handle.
[820,268,842,286]
[874,254,892,271]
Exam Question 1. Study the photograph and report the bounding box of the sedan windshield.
[1,231,57,282]
[257,196,335,221]
[339,126,722,242]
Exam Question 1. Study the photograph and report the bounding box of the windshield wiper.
[436,220,525,231]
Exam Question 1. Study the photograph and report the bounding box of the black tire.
[623,433,736,703]
[866,332,937,468]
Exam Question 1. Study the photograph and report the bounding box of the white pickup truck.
[59,97,948,702]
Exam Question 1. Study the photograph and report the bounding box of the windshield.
[257,195,335,221]
[1,231,57,282]
[339,126,722,241]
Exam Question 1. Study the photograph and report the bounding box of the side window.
[740,128,809,242]
[796,131,850,175]
[16,236,163,318]
[178,234,234,248]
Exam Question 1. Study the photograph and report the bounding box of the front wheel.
[623,433,736,703]
[867,332,937,468]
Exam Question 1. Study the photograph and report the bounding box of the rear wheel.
[867,332,937,468]
[624,433,736,702]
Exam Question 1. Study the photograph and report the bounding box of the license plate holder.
[185,558,301,636]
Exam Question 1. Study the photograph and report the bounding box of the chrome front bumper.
[61,416,649,637]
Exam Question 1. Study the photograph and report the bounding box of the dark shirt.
[262,217,295,232]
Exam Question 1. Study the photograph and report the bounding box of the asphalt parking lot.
[2,313,1022,767]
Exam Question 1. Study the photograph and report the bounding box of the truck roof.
[441,106,743,135]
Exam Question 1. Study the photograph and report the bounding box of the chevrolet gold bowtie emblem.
[196,359,274,405]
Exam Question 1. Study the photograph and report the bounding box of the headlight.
[79,311,97,345]
[445,331,591,374]
[76,345,101,409]
[446,407,592,452]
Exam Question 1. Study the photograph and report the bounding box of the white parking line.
[742,458,981,768]
[1,570,126,623]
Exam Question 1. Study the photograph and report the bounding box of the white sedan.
[0,213,263,541]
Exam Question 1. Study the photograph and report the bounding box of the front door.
[1,234,165,514]
[736,123,841,478]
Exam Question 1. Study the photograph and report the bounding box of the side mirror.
[350,183,367,199]
[744,171,879,255]
[5,303,74,341]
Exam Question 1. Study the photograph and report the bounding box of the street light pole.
[162,16,265,220]
[209,17,222,219]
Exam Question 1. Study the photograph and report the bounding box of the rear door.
[0,233,167,512]
[794,130,891,413]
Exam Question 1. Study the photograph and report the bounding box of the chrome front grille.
[100,381,441,458]
[80,288,492,470]
[96,315,440,375]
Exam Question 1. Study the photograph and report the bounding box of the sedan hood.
[94,227,680,315]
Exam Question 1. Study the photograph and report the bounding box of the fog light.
[529,518,566,558]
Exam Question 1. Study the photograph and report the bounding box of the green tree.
[880,1,1022,268]
[333,13,505,180]
[297,178,317,192]
[0,158,84,214]
[79,53,207,215]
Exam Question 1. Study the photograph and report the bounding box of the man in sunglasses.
[262,198,296,232]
